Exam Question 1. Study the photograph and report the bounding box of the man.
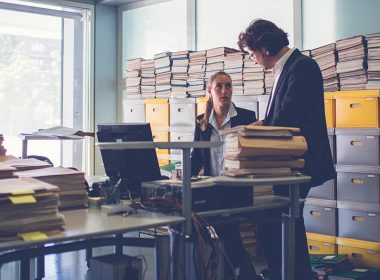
[238,19,335,280]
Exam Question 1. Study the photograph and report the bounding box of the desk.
[0,208,184,279]
[19,134,83,159]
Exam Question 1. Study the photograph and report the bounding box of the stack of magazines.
[243,54,265,95]
[366,33,380,90]
[140,59,156,98]
[125,58,142,98]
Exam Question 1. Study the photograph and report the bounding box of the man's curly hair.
[238,19,289,56]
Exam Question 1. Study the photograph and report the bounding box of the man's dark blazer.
[191,105,257,176]
[264,49,336,188]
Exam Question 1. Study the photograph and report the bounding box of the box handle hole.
[309,245,320,251]
[350,141,363,146]
[352,253,363,259]
[351,178,364,185]
[350,103,361,109]
[310,211,321,216]
[352,216,364,222]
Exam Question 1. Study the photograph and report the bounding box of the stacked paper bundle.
[0,178,64,241]
[311,43,339,92]
[336,36,367,90]
[221,126,307,178]
[188,50,207,97]
[125,58,142,98]
[155,52,172,98]
[16,167,87,210]
[366,33,380,89]
[171,50,190,98]
[205,47,238,79]
[0,155,52,171]
[264,70,275,94]
[140,59,156,99]
[243,54,265,95]
[224,52,244,95]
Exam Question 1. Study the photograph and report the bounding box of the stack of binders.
[154,52,172,98]
[125,58,142,98]
[140,59,156,99]
[170,50,190,98]
[221,126,307,178]
[188,50,207,97]
[366,33,380,90]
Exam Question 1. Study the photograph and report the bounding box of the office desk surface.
[0,208,184,251]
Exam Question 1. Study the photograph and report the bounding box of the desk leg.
[22,140,28,159]
[36,254,45,279]
[115,234,123,256]
[20,258,30,280]
[282,183,300,280]
[181,148,192,235]
[86,246,92,268]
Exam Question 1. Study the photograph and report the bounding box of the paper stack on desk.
[0,155,52,171]
[0,177,64,241]
[221,126,307,178]
[15,167,88,210]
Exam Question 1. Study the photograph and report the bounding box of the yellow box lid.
[151,125,170,132]
[196,97,208,103]
[336,237,380,251]
[324,92,335,99]
[335,90,380,99]
[145,98,169,104]
[307,232,336,244]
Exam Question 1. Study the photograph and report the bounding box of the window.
[0,0,92,171]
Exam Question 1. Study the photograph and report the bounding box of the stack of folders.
[336,36,367,90]
[0,134,5,156]
[224,51,244,95]
[16,167,87,210]
[0,178,64,241]
[365,33,380,90]
[171,50,190,98]
[140,59,156,99]
[309,254,351,279]
[0,163,16,179]
[243,54,265,95]
[264,70,275,94]
[221,126,307,178]
[188,50,207,97]
[154,51,172,98]
[0,155,52,171]
[205,47,238,79]
[311,43,340,92]
[125,58,142,98]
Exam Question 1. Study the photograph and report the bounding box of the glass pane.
[196,0,294,50]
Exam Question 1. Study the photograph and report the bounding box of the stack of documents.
[140,59,156,99]
[125,58,142,97]
[0,178,64,241]
[0,162,16,179]
[170,50,190,98]
[0,155,52,171]
[224,52,244,95]
[188,50,206,97]
[16,167,87,210]
[221,126,307,178]
[264,70,275,94]
[243,54,265,95]
[366,33,380,90]
[311,43,339,92]
[0,134,5,156]
[155,52,172,98]
[206,47,238,79]
[336,36,367,90]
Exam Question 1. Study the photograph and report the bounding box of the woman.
[191,71,257,279]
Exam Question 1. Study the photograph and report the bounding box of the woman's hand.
[251,120,264,126]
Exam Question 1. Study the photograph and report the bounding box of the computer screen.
[97,123,161,198]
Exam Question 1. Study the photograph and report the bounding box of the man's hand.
[251,120,264,126]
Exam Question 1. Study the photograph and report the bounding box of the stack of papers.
[188,50,207,97]
[125,58,142,97]
[264,70,275,94]
[206,47,238,79]
[243,54,265,95]
[155,52,172,98]
[366,33,380,89]
[171,50,190,98]
[0,178,64,241]
[0,155,52,171]
[224,52,244,95]
[16,166,88,210]
[140,59,156,98]
[0,162,16,179]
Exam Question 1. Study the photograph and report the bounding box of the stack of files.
[336,36,367,90]
[0,178,64,241]
[0,133,5,156]
[328,267,380,280]
[243,54,265,95]
[125,58,142,98]
[302,50,311,57]
[171,50,190,98]
[205,47,238,79]
[311,43,339,92]
[224,52,244,95]
[309,254,351,279]
[154,52,172,97]
[366,33,380,89]
[221,126,307,178]
[16,167,87,210]
[140,59,156,99]
[264,70,275,94]
[0,155,52,170]
[188,50,207,97]
[0,162,16,179]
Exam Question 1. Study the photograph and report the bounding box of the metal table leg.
[20,258,30,280]
[36,254,45,279]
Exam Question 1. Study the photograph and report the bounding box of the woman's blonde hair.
[198,71,232,131]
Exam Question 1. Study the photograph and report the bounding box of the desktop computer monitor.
[97,123,161,198]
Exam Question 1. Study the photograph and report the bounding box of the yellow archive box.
[196,97,208,117]
[307,232,337,255]
[324,92,336,128]
[335,90,380,128]
[151,126,170,165]
[145,98,170,126]
[337,237,380,268]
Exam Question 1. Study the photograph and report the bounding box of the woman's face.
[208,74,233,109]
